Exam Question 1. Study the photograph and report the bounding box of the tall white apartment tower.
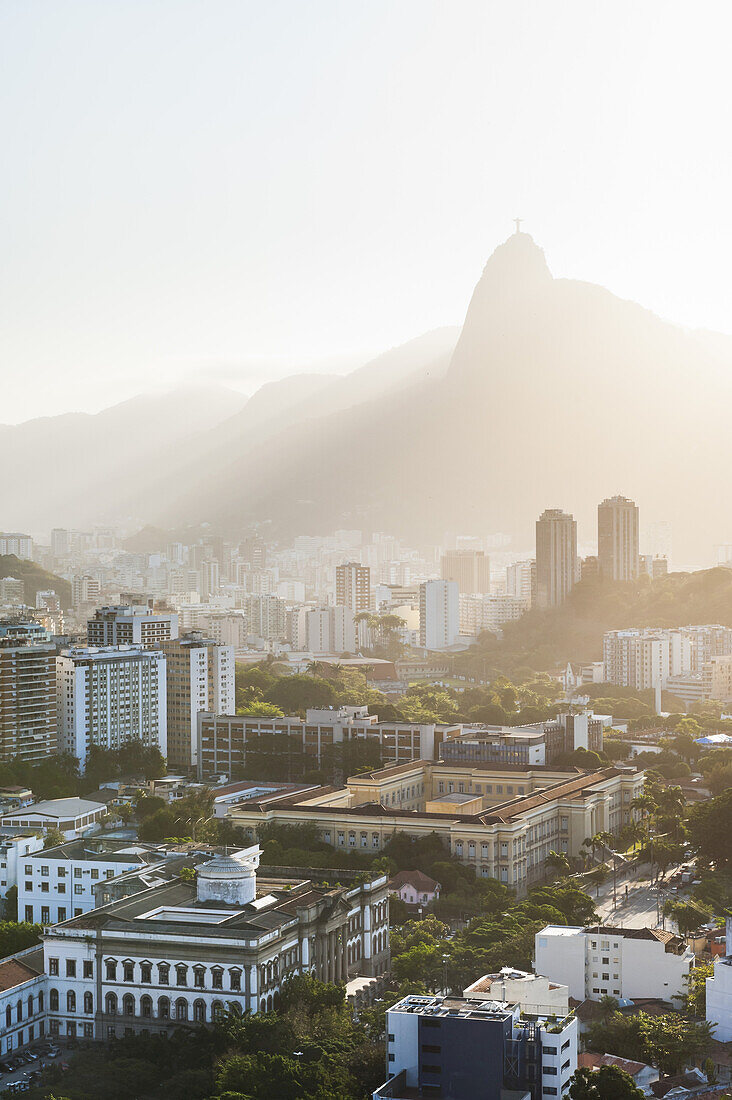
[160,633,235,770]
[57,646,167,767]
[536,509,577,609]
[598,495,640,582]
[336,562,371,614]
[419,580,459,651]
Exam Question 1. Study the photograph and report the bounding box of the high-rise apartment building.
[335,562,371,613]
[0,621,57,762]
[419,580,459,650]
[505,559,535,605]
[245,594,287,642]
[535,509,577,609]
[0,578,25,605]
[199,559,220,601]
[87,604,178,648]
[291,606,356,654]
[598,495,639,582]
[440,550,491,594]
[160,632,235,770]
[56,646,167,766]
[0,533,33,559]
[72,575,101,606]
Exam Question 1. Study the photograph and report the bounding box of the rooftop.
[0,947,43,992]
[0,797,105,819]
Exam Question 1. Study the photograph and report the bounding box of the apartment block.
[160,632,235,770]
[598,495,639,582]
[536,510,577,609]
[336,562,371,613]
[440,550,491,595]
[419,580,459,651]
[57,646,167,766]
[87,604,178,648]
[0,621,57,762]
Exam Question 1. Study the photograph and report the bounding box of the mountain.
[0,387,248,532]
[156,231,732,562]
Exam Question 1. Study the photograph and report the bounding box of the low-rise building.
[388,870,441,908]
[534,924,695,1006]
[227,761,644,893]
[706,915,732,1042]
[440,711,607,767]
[197,707,462,778]
[18,839,170,926]
[0,946,47,1056]
[578,1053,658,1095]
[464,967,569,1016]
[0,830,44,898]
[0,797,107,840]
[41,846,389,1041]
[374,992,577,1100]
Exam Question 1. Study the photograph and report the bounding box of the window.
[141,995,152,1019]
[41,866,49,876]
[158,997,170,1019]
[544,1067,558,1076]
[543,1047,557,1055]
[105,993,117,1016]
[229,970,241,991]
[41,907,50,924]
[24,906,33,922]
[175,965,187,987]
[84,993,93,1014]
[193,967,205,989]
[175,999,188,1021]
[544,1090,558,1096]
[123,994,135,1016]
[66,959,76,978]
[106,960,117,981]
[212,968,223,989]
[66,991,76,1012]
[83,961,93,979]
[158,963,170,985]
[58,907,66,921]
[84,1023,94,1038]
[423,1064,441,1074]
[194,1000,206,1022]
[562,1060,570,1072]
[123,962,134,982]
[49,958,59,976]
[74,884,83,895]
[74,867,82,878]
[49,988,59,1011]
[140,962,152,984]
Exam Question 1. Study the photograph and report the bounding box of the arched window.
[84,992,93,1014]
[212,1000,224,1021]
[105,992,117,1016]
[141,995,152,1019]
[49,989,59,1012]
[123,994,135,1016]
[175,998,188,1021]
[5,1005,11,1027]
[193,999,205,1022]
[27,995,34,1016]
[260,997,267,1013]
[228,1001,242,1017]
[266,994,272,1012]
[105,959,117,981]
[66,991,76,1012]
[39,991,44,1011]
[16,999,22,1021]
[158,996,170,1019]
[272,991,280,1011]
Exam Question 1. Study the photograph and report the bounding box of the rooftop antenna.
[513,217,523,234]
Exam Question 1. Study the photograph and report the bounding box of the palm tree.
[598,994,620,1022]
[545,850,571,880]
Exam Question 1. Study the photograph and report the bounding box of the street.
[587,862,688,932]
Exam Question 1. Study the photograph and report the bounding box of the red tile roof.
[389,870,440,893]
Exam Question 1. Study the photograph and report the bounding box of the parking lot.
[0,1041,65,1094]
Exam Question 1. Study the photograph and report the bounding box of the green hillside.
[0,555,72,609]
[456,567,732,676]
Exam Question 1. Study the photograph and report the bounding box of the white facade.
[419,580,459,650]
[534,925,695,1005]
[464,968,570,1015]
[0,533,33,559]
[18,842,158,925]
[0,798,106,840]
[0,947,47,1055]
[161,633,234,769]
[57,646,167,766]
[291,606,356,655]
[506,559,535,605]
[706,916,732,1042]
[0,832,44,898]
[459,593,529,636]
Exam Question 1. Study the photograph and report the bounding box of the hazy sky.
[2,1,732,423]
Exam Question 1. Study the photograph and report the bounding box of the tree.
[43,827,65,850]
[688,789,732,867]
[4,885,18,921]
[639,1012,713,1075]
[265,674,336,715]
[679,961,714,1018]
[568,1065,645,1100]
[0,920,42,959]
[545,850,571,879]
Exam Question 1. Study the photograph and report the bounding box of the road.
[587,861,690,932]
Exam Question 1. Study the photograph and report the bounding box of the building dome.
[196,845,261,907]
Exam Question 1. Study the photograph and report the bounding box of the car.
[46,1049,59,1059]
[0,1061,13,1073]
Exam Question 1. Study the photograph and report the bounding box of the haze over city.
[1,6,732,1100]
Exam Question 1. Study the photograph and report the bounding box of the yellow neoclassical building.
[226,760,645,893]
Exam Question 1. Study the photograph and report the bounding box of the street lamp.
[442,954,450,995]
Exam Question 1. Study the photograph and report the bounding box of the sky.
[2,0,732,423]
